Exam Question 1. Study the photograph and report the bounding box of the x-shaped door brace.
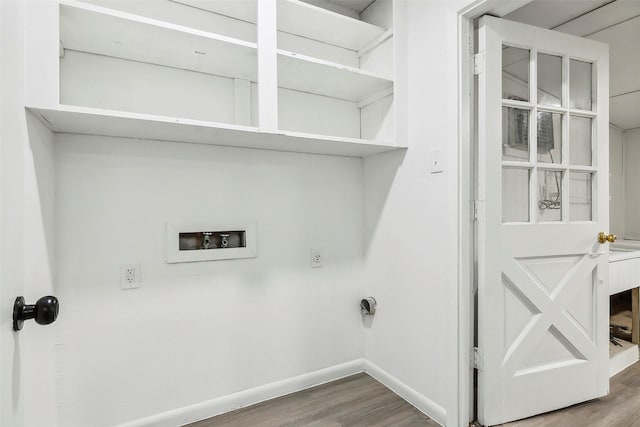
[501,254,599,378]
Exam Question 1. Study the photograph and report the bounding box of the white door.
[476,16,610,426]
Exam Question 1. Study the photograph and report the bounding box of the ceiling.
[504,0,640,130]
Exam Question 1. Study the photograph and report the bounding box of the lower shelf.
[27,105,403,158]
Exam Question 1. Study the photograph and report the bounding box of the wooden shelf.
[27,105,402,158]
[172,0,388,52]
[60,0,257,81]
[278,0,388,52]
[171,0,257,24]
[277,50,393,102]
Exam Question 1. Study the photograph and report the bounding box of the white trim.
[456,1,536,426]
[364,360,447,427]
[113,358,451,427]
[257,0,278,132]
[116,359,365,427]
[489,0,535,17]
[609,345,639,378]
[456,11,475,427]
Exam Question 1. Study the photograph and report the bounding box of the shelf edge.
[61,0,258,50]
[26,105,402,158]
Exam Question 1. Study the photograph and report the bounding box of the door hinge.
[472,200,484,222]
[473,51,486,75]
[473,347,483,370]
[469,421,485,427]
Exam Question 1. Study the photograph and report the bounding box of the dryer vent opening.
[360,297,377,316]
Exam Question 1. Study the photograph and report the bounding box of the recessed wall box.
[166,222,256,263]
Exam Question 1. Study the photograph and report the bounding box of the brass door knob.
[598,232,617,244]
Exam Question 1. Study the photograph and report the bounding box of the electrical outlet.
[311,249,324,268]
[120,264,140,290]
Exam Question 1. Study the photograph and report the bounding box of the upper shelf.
[171,0,388,52]
[277,50,393,102]
[28,105,403,158]
[277,0,388,52]
[60,0,258,81]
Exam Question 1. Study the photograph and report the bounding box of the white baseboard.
[609,345,639,378]
[117,359,365,427]
[117,358,447,427]
[364,360,447,427]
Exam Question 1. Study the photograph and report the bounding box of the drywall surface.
[610,126,623,236]
[1,1,58,426]
[624,129,640,239]
[363,1,473,426]
[54,134,364,426]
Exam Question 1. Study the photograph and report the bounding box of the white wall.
[4,1,482,426]
[610,125,624,236]
[54,134,364,426]
[623,129,640,239]
[1,1,58,426]
[362,1,469,426]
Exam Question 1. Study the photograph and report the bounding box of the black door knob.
[13,295,59,331]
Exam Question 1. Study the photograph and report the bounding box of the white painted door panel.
[477,16,609,426]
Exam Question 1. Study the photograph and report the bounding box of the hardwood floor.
[500,360,640,427]
[185,373,440,427]
[187,360,640,427]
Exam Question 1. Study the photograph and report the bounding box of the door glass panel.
[503,168,530,223]
[503,46,530,101]
[538,53,562,107]
[538,170,562,221]
[503,107,530,161]
[537,111,562,164]
[570,172,592,221]
[570,116,592,166]
[570,59,593,110]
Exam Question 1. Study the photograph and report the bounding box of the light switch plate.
[429,148,445,174]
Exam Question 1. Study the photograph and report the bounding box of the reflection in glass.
[570,59,593,110]
[570,172,592,221]
[537,111,562,163]
[570,116,592,166]
[538,170,562,222]
[503,107,530,161]
[538,53,562,107]
[503,168,530,223]
[503,46,530,101]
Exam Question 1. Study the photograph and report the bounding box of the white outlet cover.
[120,264,140,290]
[311,249,324,268]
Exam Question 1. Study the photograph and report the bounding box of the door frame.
[456,1,535,425]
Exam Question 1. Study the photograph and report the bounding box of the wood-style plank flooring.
[185,373,439,427]
[500,360,640,427]
[187,360,640,427]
